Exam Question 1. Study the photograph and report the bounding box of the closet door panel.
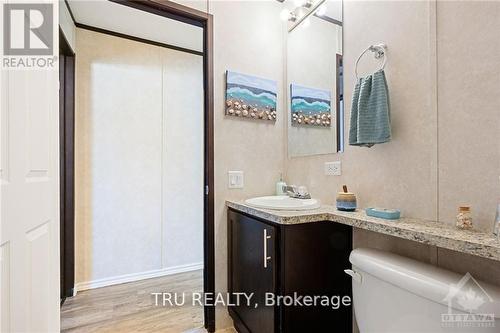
[161,49,204,269]
[75,29,163,283]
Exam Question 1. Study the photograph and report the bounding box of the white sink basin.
[245,195,321,211]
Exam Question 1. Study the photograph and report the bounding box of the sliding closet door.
[76,29,163,285]
[75,29,203,287]
[161,50,204,270]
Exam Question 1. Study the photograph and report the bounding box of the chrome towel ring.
[355,43,388,80]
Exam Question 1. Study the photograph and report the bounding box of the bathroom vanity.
[227,209,353,333]
[227,199,500,333]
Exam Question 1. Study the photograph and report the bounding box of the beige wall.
[287,0,439,221]
[287,1,500,229]
[173,1,286,328]
[174,0,500,330]
[436,1,500,230]
[210,1,286,328]
[285,0,500,295]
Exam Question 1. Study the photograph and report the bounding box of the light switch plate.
[228,171,244,189]
[325,161,341,176]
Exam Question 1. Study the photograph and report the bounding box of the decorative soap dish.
[366,208,401,220]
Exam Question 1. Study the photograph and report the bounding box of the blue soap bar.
[366,208,401,220]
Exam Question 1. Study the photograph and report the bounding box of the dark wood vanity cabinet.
[228,209,353,333]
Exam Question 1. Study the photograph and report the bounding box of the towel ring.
[355,43,388,80]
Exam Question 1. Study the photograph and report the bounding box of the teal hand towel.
[349,70,391,147]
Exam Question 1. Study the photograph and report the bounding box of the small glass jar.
[456,206,473,230]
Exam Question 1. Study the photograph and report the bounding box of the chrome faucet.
[282,185,311,199]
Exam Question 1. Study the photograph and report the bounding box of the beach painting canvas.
[290,84,332,127]
[225,70,277,122]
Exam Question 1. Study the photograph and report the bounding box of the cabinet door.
[281,222,352,333]
[228,210,276,333]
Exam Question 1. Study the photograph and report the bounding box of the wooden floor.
[61,270,204,333]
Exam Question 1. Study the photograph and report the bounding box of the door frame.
[59,28,76,302]
[61,0,215,331]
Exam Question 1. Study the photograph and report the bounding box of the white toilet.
[347,248,500,333]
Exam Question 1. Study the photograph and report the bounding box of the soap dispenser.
[276,173,287,196]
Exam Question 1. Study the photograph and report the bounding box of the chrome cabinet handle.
[263,229,272,268]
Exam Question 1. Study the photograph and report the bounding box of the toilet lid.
[350,248,500,318]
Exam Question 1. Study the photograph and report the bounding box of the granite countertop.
[226,200,500,262]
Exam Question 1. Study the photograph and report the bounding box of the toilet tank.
[348,248,500,333]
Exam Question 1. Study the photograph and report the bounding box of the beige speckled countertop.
[226,200,500,262]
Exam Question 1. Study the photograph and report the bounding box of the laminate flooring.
[61,270,205,333]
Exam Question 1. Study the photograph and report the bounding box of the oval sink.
[245,195,321,211]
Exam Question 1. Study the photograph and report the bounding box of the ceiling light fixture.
[303,0,314,9]
[287,0,327,32]
[293,0,307,7]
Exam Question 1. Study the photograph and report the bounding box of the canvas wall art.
[290,84,332,127]
[225,71,277,121]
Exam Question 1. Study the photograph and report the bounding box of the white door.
[0,2,60,332]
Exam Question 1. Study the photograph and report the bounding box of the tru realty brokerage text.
[152,292,351,310]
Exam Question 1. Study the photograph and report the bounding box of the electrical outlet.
[228,171,244,189]
[325,161,341,176]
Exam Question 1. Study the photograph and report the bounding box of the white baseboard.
[75,262,203,292]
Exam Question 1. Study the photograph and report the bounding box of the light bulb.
[280,8,290,21]
[304,0,314,8]
[293,0,307,7]
[316,4,327,16]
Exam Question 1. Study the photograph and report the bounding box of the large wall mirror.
[285,0,343,157]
